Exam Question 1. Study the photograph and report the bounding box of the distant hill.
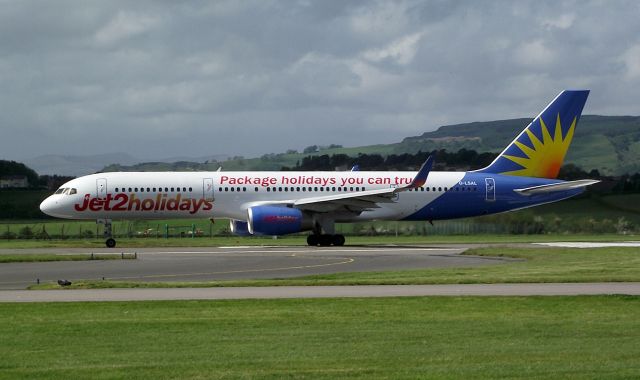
[26,153,229,176]
[98,115,640,175]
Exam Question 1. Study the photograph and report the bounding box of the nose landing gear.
[98,219,116,248]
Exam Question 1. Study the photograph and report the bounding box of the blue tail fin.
[478,90,589,179]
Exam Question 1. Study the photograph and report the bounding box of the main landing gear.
[98,219,116,248]
[307,234,345,247]
[307,216,344,246]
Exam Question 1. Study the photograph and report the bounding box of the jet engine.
[247,205,311,235]
[229,219,251,236]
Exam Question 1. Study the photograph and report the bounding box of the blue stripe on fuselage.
[403,172,584,221]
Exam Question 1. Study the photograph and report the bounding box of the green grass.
[0,297,639,379]
[2,233,639,250]
[30,246,640,289]
[0,253,135,263]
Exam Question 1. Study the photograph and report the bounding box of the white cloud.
[620,44,640,78]
[349,1,411,39]
[362,32,424,65]
[94,11,161,46]
[514,39,555,67]
[543,13,575,29]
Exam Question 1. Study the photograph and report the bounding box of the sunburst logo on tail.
[477,90,588,179]
[501,113,576,178]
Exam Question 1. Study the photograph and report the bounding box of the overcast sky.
[2,0,639,161]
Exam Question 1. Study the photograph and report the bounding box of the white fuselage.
[40,171,467,222]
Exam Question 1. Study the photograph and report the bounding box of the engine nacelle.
[247,206,309,236]
[229,219,251,236]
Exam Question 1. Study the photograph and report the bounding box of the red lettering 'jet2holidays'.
[41,90,598,248]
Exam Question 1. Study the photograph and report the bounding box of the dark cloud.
[1,0,639,160]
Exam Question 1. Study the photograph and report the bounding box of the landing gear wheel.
[307,234,319,246]
[105,238,116,248]
[332,234,345,246]
[319,234,333,246]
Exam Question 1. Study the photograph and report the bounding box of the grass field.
[30,246,640,289]
[1,233,639,250]
[0,296,639,379]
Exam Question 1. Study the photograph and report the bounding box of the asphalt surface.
[2,283,640,302]
[0,245,510,290]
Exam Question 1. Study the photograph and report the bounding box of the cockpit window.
[54,188,66,194]
[68,188,77,195]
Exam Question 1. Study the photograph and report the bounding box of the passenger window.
[135,188,139,192]
[189,187,192,192]
[255,187,258,192]
[170,187,174,192]
[267,187,271,192]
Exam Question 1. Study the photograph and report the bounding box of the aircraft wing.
[246,156,434,213]
[514,179,600,196]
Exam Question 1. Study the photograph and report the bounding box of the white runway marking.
[536,242,640,248]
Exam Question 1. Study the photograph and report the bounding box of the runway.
[0,245,508,290]
[2,283,640,302]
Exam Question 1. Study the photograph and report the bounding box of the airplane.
[40,90,598,248]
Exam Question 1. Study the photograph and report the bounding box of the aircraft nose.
[40,195,66,218]
[39,196,54,216]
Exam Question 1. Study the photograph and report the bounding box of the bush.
[18,226,34,239]
[1,230,16,240]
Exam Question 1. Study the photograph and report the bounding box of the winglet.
[399,155,433,191]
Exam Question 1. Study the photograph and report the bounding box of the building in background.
[0,175,29,188]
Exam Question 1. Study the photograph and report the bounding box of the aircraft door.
[96,178,107,200]
[203,178,214,201]
[485,178,495,202]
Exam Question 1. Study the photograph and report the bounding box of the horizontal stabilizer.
[514,179,599,196]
